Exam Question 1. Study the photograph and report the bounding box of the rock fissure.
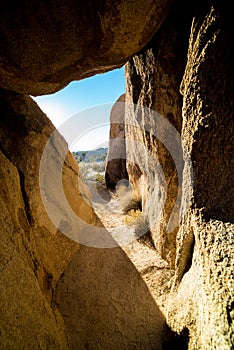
[18,169,34,226]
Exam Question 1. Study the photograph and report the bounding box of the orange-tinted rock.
[124,3,190,266]
[125,1,233,348]
[105,93,128,188]
[167,3,234,348]
[0,89,99,348]
[0,0,172,95]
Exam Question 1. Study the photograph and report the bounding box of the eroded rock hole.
[163,326,189,350]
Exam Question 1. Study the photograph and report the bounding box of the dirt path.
[54,181,176,349]
[86,181,175,316]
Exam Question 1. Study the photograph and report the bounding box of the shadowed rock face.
[105,93,128,188]
[0,148,70,349]
[0,0,172,95]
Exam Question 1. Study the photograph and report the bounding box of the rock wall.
[168,2,234,348]
[124,1,234,348]
[124,2,192,265]
[0,89,98,348]
[0,148,70,349]
[105,93,128,188]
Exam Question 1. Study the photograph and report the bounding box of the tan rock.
[124,4,191,266]
[0,0,172,95]
[105,93,128,188]
[54,245,170,349]
[0,89,100,348]
[168,3,234,348]
[0,149,70,349]
[124,2,234,348]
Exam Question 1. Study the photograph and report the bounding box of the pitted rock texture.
[124,1,233,348]
[124,2,192,266]
[0,149,71,349]
[105,93,128,188]
[0,0,172,95]
[167,3,234,348]
[0,89,99,348]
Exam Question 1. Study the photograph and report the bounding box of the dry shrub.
[124,209,141,225]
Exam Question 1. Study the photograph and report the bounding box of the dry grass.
[124,209,141,225]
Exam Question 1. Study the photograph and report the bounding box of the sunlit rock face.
[125,1,234,348]
[0,89,99,348]
[124,3,190,266]
[105,93,128,188]
[0,0,172,95]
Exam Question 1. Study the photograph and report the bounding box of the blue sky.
[33,67,125,150]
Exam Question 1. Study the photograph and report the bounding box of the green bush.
[96,173,105,184]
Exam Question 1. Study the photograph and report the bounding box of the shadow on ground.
[53,243,173,349]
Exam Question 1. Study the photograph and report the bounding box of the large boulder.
[0,89,99,348]
[105,93,128,188]
[0,148,70,349]
[0,0,172,95]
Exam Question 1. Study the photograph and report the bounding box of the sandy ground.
[86,181,175,316]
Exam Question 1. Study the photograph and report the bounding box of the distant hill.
[73,147,108,163]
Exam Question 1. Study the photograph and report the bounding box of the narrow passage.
[87,181,175,316]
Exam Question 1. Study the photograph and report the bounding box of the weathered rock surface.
[0,0,172,95]
[125,1,234,348]
[0,149,70,349]
[105,93,128,188]
[0,89,99,348]
[168,3,234,348]
[124,2,192,265]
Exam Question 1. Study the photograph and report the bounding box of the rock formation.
[167,3,234,348]
[0,90,174,350]
[124,1,234,348]
[0,90,98,348]
[124,2,191,265]
[0,0,233,349]
[105,93,128,188]
[0,0,172,95]
[53,245,170,349]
